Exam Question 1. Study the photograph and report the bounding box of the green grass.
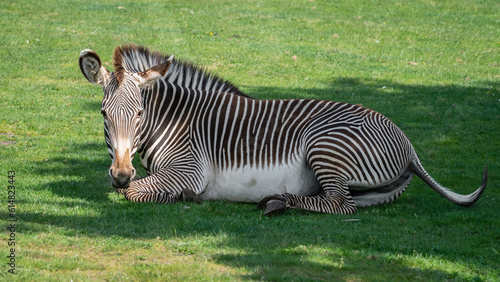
[1,0,499,280]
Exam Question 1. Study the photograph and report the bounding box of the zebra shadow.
[18,193,494,280]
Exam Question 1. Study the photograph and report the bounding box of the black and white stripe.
[80,44,487,215]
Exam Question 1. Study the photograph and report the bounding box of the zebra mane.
[113,44,249,97]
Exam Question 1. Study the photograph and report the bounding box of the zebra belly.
[200,162,321,202]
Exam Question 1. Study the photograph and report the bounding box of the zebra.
[79,44,487,215]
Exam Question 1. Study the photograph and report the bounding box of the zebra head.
[79,49,173,188]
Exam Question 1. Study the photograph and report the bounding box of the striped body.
[138,83,414,201]
[79,44,487,215]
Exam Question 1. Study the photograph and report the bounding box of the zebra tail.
[410,159,487,207]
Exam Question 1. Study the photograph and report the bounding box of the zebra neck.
[136,82,204,174]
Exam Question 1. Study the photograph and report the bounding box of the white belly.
[200,160,321,202]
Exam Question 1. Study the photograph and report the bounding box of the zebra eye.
[101,109,107,118]
[137,109,144,117]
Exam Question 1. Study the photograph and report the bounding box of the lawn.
[0,0,499,280]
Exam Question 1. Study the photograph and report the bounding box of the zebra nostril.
[111,171,132,188]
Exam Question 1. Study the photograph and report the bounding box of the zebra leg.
[258,179,357,215]
[116,168,202,204]
[119,184,200,203]
[122,179,181,203]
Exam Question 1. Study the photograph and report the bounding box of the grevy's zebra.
[79,44,487,215]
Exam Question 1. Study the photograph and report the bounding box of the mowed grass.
[0,0,499,280]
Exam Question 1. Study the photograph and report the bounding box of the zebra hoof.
[264,200,286,217]
[181,189,202,204]
[258,194,282,210]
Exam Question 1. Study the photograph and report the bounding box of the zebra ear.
[79,49,110,86]
[134,55,174,88]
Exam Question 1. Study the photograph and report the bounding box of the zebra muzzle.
[109,148,136,188]
[110,167,135,188]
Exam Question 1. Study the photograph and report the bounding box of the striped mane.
[113,44,249,97]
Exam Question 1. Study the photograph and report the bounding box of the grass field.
[1,0,499,280]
